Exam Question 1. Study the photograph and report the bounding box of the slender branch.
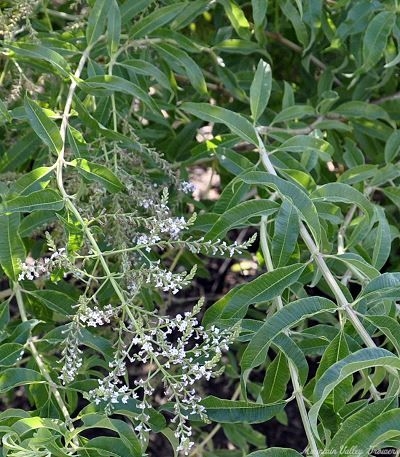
[260,217,320,457]
[266,31,342,86]
[13,283,79,450]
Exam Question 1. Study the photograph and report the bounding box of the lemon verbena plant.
[1,1,400,457]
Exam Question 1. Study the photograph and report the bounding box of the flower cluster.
[58,320,83,385]
[18,248,66,281]
[79,304,118,327]
[84,301,238,455]
[127,263,197,296]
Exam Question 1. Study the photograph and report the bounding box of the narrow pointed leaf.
[10,167,53,196]
[203,263,305,326]
[8,44,70,77]
[250,60,272,122]
[86,0,108,45]
[24,97,62,154]
[129,3,184,38]
[205,199,279,241]
[272,200,299,267]
[247,450,303,457]
[240,171,321,245]
[371,206,391,269]
[71,158,124,193]
[0,214,25,280]
[107,0,121,55]
[356,273,400,308]
[384,130,400,163]
[219,0,251,40]
[364,315,400,355]
[81,75,160,113]
[363,11,395,71]
[327,398,397,452]
[241,297,336,371]
[309,348,400,438]
[272,333,309,384]
[271,105,315,124]
[0,189,64,215]
[0,368,44,393]
[261,351,290,403]
[181,102,258,145]
[200,396,285,423]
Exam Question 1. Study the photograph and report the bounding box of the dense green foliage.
[1,0,400,456]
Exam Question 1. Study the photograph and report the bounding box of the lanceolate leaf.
[355,273,400,308]
[250,60,272,122]
[200,396,285,423]
[0,368,44,394]
[86,0,108,46]
[362,11,396,71]
[10,167,53,196]
[107,0,121,56]
[272,333,309,384]
[271,200,299,268]
[309,348,400,438]
[153,43,207,95]
[129,3,184,38]
[0,213,26,280]
[8,44,71,77]
[202,263,305,326]
[247,450,303,457]
[364,315,400,355]
[71,158,124,193]
[240,171,321,245]
[311,182,374,221]
[327,398,397,452]
[205,199,279,241]
[371,206,391,269]
[181,102,259,146]
[27,290,75,316]
[24,97,63,154]
[0,190,64,215]
[261,351,290,403]
[241,297,337,372]
[80,75,160,113]
[118,59,172,92]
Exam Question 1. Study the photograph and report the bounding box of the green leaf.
[332,101,390,121]
[70,158,124,193]
[121,0,155,24]
[309,348,400,438]
[80,75,160,113]
[8,43,71,77]
[271,200,299,268]
[362,11,395,71]
[250,60,272,122]
[247,450,303,457]
[0,343,24,367]
[27,290,75,316]
[24,97,63,154]
[327,398,397,453]
[19,211,57,238]
[311,182,374,220]
[201,396,285,423]
[181,102,258,145]
[205,199,278,241]
[384,130,400,163]
[118,59,172,92]
[316,332,352,413]
[0,214,25,280]
[241,297,336,372]
[326,253,380,281]
[240,171,321,245]
[0,99,12,124]
[10,167,53,196]
[153,42,207,95]
[272,333,309,384]
[107,0,121,55]
[271,105,315,124]
[0,368,44,393]
[129,3,184,38]
[219,0,251,40]
[0,189,64,215]
[203,264,305,326]
[277,135,334,159]
[356,273,400,308]
[364,315,400,356]
[371,206,391,269]
[86,0,108,46]
[261,351,290,403]
[384,186,400,209]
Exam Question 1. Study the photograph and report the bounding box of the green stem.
[13,283,79,450]
[260,218,320,457]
